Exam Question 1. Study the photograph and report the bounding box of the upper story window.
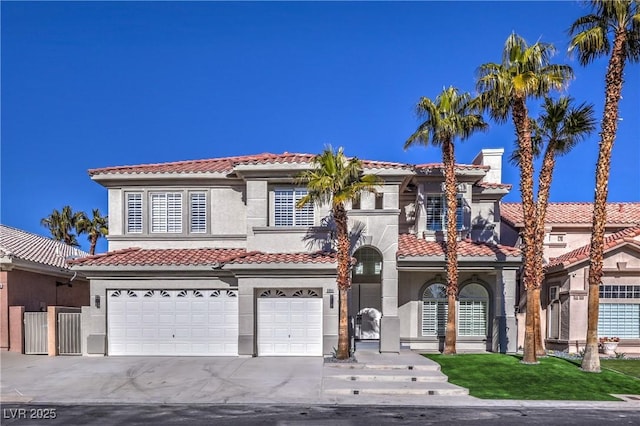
[126,193,143,233]
[151,192,182,233]
[426,195,464,231]
[274,188,314,227]
[190,192,207,233]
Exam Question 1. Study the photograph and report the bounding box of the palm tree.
[404,87,488,354]
[511,97,596,356]
[77,208,109,255]
[40,205,84,247]
[477,33,573,364]
[569,0,640,373]
[297,146,382,360]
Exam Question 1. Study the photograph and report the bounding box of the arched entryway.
[351,246,382,341]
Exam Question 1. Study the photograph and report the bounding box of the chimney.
[472,148,504,184]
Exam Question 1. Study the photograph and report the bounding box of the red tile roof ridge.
[414,163,489,170]
[68,247,141,264]
[546,226,640,270]
[397,233,520,258]
[501,202,640,226]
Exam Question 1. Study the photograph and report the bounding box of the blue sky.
[2,1,639,254]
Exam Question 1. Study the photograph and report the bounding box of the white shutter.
[151,194,168,233]
[599,303,640,339]
[190,193,206,233]
[274,189,294,226]
[167,193,182,233]
[127,193,142,233]
[294,189,314,226]
[458,301,487,336]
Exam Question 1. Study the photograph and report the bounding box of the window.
[598,284,640,338]
[425,195,464,231]
[421,282,488,337]
[422,284,448,336]
[151,192,182,233]
[126,193,142,233]
[458,284,488,336]
[353,247,382,282]
[274,188,314,226]
[190,192,206,233]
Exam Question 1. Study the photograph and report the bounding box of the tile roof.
[226,251,337,264]
[397,234,521,259]
[69,247,337,267]
[69,248,248,267]
[414,163,489,173]
[88,152,413,177]
[500,202,640,227]
[477,182,512,190]
[0,225,89,269]
[546,226,640,270]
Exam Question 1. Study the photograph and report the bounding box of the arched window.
[352,247,382,283]
[458,283,489,336]
[422,283,447,336]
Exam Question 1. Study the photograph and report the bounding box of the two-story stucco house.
[501,202,640,354]
[71,149,522,357]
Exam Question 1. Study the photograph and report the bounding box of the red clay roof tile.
[88,153,414,177]
[69,247,337,267]
[397,234,521,259]
[501,202,640,227]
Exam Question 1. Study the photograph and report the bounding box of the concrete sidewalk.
[2,351,640,409]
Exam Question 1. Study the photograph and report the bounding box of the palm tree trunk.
[532,149,557,357]
[443,139,458,355]
[512,96,538,364]
[334,203,351,360]
[89,235,98,256]
[582,29,626,373]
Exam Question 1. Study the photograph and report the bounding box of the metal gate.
[58,312,82,355]
[24,312,48,355]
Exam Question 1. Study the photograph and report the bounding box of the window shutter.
[190,193,206,233]
[127,193,142,233]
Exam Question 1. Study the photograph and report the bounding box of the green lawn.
[424,354,640,400]
[601,359,640,379]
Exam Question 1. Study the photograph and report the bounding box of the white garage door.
[257,289,323,356]
[107,289,238,356]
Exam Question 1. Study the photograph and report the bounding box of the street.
[1,404,639,426]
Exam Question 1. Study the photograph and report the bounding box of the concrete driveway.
[0,353,324,404]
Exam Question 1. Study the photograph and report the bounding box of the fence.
[24,312,48,355]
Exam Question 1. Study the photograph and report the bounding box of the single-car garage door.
[107,289,238,356]
[257,289,323,356]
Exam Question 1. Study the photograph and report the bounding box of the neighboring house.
[71,149,521,357]
[501,202,640,354]
[0,225,90,352]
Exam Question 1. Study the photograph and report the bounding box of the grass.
[424,353,640,400]
[601,359,640,379]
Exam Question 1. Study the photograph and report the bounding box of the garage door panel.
[108,288,238,356]
[257,296,322,356]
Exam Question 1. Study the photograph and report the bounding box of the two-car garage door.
[107,289,238,356]
[107,288,323,357]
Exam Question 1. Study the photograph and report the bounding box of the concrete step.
[322,379,469,396]
[324,362,440,372]
[326,369,448,383]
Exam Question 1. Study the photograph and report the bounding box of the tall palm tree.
[511,97,596,356]
[477,33,573,364]
[569,0,640,373]
[77,208,109,255]
[297,146,382,360]
[40,205,84,247]
[404,87,488,355]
